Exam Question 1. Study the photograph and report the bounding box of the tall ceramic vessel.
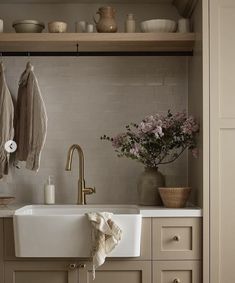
[137,167,165,206]
[94,6,118,33]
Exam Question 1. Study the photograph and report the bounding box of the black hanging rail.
[0,51,193,57]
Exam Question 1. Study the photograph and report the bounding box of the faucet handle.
[84,187,96,195]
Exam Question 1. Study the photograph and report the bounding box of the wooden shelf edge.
[0,33,195,52]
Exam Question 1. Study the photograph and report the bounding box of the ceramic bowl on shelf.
[140,19,177,33]
[48,21,67,33]
[12,20,45,33]
[0,196,15,207]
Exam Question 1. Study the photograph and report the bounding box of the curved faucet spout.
[65,144,84,182]
[65,144,95,205]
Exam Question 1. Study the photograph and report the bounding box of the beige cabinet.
[209,0,235,282]
[79,261,151,283]
[153,261,201,283]
[4,261,79,283]
[1,217,201,283]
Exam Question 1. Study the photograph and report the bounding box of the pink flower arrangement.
[101,110,200,168]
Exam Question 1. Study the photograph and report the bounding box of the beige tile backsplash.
[0,56,189,204]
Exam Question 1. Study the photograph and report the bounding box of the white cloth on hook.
[86,212,122,280]
[0,62,14,179]
[15,62,47,171]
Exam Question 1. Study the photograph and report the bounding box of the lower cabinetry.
[4,260,201,283]
[1,217,202,283]
[4,260,151,283]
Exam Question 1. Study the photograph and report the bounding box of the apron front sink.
[13,205,142,258]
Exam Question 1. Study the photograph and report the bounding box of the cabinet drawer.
[153,260,201,283]
[152,218,202,260]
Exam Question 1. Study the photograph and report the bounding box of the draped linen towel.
[15,62,47,171]
[0,63,14,179]
[86,212,122,280]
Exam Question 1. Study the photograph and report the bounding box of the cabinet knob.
[173,279,181,283]
[173,235,180,241]
[78,263,86,269]
[68,263,77,270]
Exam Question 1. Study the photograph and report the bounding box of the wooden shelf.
[0,33,195,53]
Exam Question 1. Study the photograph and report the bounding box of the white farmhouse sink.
[13,205,142,258]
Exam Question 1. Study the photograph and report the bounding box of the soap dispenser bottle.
[44,175,55,204]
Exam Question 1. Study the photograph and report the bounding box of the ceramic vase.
[137,167,165,206]
[94,6,118,33]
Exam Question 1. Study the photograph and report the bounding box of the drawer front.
[153,260,201,283]
[152,218,202,260]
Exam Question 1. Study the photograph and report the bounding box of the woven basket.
[158,187,191,208]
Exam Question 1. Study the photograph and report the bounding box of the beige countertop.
[0,204,202,218]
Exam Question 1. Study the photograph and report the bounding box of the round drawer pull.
[68,263,77,270]
[173,235,180,241]
[78,263,86,269]
[173,278,181,283]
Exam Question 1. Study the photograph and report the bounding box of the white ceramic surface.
[13,205,142,257]
[12,20,45,33]
[140,19,177,33]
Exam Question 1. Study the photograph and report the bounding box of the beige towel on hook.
[86,212,122,280]
[0,62,14,179]
[15,62,47,171]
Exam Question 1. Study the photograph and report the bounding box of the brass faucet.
[65,144,95,205]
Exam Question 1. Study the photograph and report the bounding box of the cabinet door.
[5,261,78,283]
[210,0,235,282]
[79,261,151,283]
[153,261,201,283]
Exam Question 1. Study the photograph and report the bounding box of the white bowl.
[13,20,45,33]
[48,21,67,33]
[140,19,177,33]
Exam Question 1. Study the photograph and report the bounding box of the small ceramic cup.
[76,21,87,33]
[86,24,94,33]
[48,21,67,33]
[178,18,190,33]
